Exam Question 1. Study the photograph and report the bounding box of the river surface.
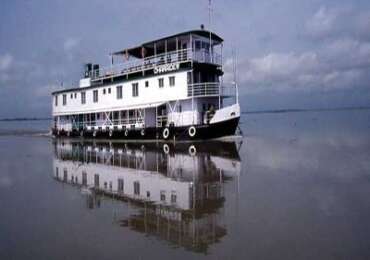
[1,110,370,259]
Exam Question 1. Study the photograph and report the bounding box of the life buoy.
[188,126,196,137]
[189,145,197,156]
[163,144,170,154]
[67,131,70,137]
[109,129,113,137]
[93,131,97,137]
[124,129,129,137]
[80,130,84,137]
[162,128,170,139]
[140,129,145,136]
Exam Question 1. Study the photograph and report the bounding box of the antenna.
[208,0,212,28]
[233,48,239,104]
[208,0,213,62]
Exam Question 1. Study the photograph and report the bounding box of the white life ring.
[140,129,145,136]
[163,144,170,154]
[188,145,197,156]
[188,126,196,137]
[80,130,84,137]
[124,129,129,137]
[67,131,70,137]
[109,129,113,137]
[162,128,170,139]
[93,131,97,137]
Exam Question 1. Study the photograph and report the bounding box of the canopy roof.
[112,29,223,58]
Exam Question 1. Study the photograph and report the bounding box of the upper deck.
[85,29,224,84]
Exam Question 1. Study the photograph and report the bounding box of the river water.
[1,110,370,259]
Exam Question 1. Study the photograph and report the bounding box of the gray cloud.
[0,53,13,71]
[228,5,370,94]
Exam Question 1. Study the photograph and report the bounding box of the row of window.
[55,76,176,106]
[57,167,178,203]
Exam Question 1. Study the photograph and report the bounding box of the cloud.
[228,6,370,93]
[34,84,60,98]
[0,53,13,71]
[237,52,319,87]
[305,6,338,39]
[0,175,12,188]
[63,37,80,52]
[305,5,370,41]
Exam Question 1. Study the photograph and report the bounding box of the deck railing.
[90,48,222,81]
[187,82,237,98]
[188,82,220,97]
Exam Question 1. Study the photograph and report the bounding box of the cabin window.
[178,105,182,112]
[147,191,150,198]
[171,191,177,204]
[55,95,58,106]
[134,181,140,195]
[118,178,124,193]
[169,76,175,87]
[116,86,122,99]
[132,83,139,97]
[82,172,87,186]
[158,78,164,88]
[74,93,77,98]
[62,94,67,106]
[187,72,192,84]
[195,40,201,50]
[108,88,111,94]
[202,42,210,51]
[160,190,166,201]
[94,174,99,188]
[103,88,106,95]
[145,81,149,88]
[63,169,67,181]
[81,92,86,104]
[93,90,98,103]
[70,93,73,99]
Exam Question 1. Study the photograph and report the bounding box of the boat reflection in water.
[52,139,242,253]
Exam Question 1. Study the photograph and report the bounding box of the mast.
[208,0,212,63]
[233,49,239,105]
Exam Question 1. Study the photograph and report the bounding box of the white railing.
[90,48,222,81]
[55,118,145,131]
[193,49,222,65]
[187,82,237,98]
[188,82,220,97]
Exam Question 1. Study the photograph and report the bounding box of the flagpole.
[208,0,212,63]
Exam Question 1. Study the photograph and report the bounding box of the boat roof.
[111,29,223,58]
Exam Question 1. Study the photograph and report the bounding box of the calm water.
[1,110,370,259]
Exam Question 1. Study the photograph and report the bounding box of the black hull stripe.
[52,117,240,140]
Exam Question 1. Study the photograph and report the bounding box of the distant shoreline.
[0,118,51,122]
[243,106,370,115]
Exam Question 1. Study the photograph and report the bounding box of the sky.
[0,0,370,117]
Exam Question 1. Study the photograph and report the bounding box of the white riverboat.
[51,28,240,140]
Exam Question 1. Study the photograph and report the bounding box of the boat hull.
[52,116,240,140]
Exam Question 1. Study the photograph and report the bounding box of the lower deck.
[53,98,222,132]
[52,116,240,140]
